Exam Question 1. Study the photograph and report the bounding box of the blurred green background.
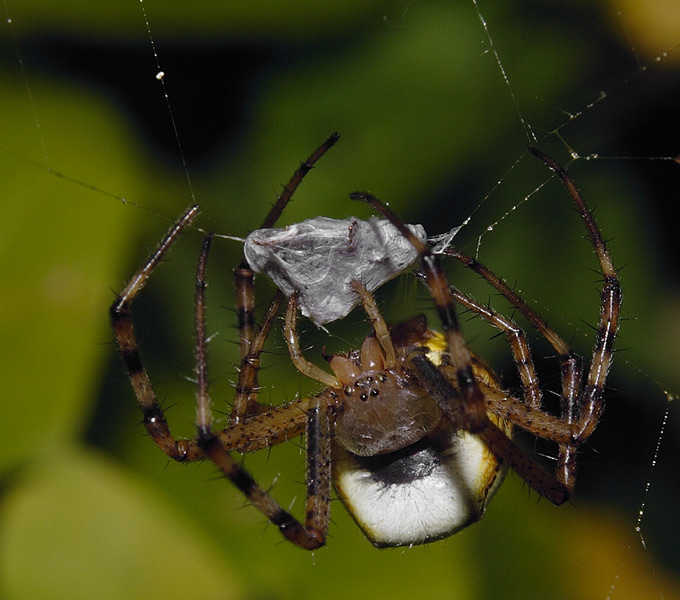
[2,1,680,598]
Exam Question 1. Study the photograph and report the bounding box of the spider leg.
[232,133,340,420]
[408,352,569,504]
[353,147,619,501]
[110,205,200,462]
[230,291,284,423]
[448,286,542,409]
[193,229,334,549]
[439,247,588,489]
[284,294,340,388]
[350,191,488,433]
[259,133,340,230]
[194,233,213,436]
[441,249,585,410]
[442,248,572,355]
[199,135,340,547]
[441,248,586,474]
[529,147,621,490]
[350,279,397,369]
[444,288,584,463]
[444,150,619,494]
[479,421,569,504]
[199,398,334,550]
[215,401,309,452]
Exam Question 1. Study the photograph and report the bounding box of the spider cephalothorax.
[329,332,443,457]
[111,134,620,549]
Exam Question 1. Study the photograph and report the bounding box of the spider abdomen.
[332,424,507,548]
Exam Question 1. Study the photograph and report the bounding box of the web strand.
[471,0,537,145]
[138,0,196,205]
[3,0,50,169]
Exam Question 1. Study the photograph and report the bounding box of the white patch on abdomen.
[333,429,507,547]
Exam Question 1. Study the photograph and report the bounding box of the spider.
[111,134,621,549]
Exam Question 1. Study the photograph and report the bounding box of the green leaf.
[0,446,242,600]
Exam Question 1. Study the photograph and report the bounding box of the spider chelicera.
[111,134,621,549]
